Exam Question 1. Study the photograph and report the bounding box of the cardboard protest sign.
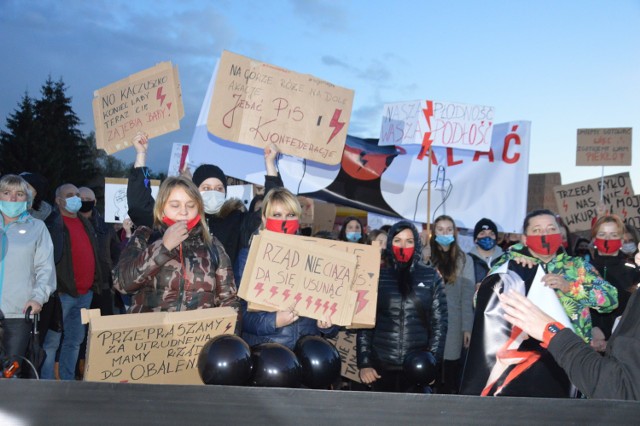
[238,231,358,326]
[297,197,338,234]
[611,193,640,229]
[296,237,380,328]
[379,99,495,154]
[93,62,184,154]
[167,143,190,176]
[207,51,354,165]
[326,330,361,383]
[104,177,160,223]
[554,172,634,232]
[81,307,237,384]
[576,128,632,166]
[527,173,562,212]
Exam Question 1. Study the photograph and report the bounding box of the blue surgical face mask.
[476,236,497,251]
[621,242,637,255]
[346,232,362,242]
[0,200,28,218]
[65,196,82,214]
[435,234,455,247]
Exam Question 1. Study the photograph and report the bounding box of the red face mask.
[265,218,299,235]
[526,233,563,256]
[162,215,201,230]
[594,238,622,254]
[392,245,415,263]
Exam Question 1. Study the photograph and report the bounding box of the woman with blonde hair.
[589,215,640,350]
[240,187,337,350]
[0,174,56,375]
[113,176,239,314]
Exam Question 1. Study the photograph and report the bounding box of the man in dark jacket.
[467,218,503,287]
[41,183,102,380]
[357,221,448,393]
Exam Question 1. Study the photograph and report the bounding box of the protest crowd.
[1,57,640,403]
[2,139,639,399]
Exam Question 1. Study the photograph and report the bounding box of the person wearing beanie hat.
[125,132,282,267]
[357,220,448,393]
[468,218,503,291]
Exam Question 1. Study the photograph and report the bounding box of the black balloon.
[403,351,437,386]
[250,343,301,388]
[294,335,341,389]
[197,335,253,386]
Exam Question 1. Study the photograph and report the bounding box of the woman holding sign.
[113,176,240,314]
[240,187,337,350]
[357,220,448,393]
[127,133,282,269]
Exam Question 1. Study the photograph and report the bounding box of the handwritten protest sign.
[93,62,184,154]
[238,231,358,326]
[104,178,160,223]
[326,330,361,383]
[379,99,495,155]
[207,51,354,165]
[297,237,380,328]
[82,307,237,384]
[167,143,190,176]
[554,172,634,232]
[611,193,640,229]
[576,128,632,166]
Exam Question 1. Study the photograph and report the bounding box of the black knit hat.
[192,164,227,192]
[473,218,498,240]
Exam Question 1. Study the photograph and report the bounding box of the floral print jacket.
[491,244,618,343]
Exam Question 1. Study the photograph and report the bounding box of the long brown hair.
[430,214,464,284]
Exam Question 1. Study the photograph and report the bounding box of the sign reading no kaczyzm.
[207,51,354,165]
[93,62,184,154]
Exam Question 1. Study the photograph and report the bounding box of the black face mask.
[79,200,95,213]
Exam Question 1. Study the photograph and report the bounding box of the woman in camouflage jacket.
[113,177,240,314]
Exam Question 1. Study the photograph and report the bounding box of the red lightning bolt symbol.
[329,303,337,318]
[563,200,568,212]
[294,293,302,305]
[355,290,369,314]
[254,282,264,297]
[282,289,291,301]
[418,100,434,160]
[305,296,314,309]
[624,187,630,196]
[314,298,323,313]
[327,109,345,144]
[622,208,628,217]
[269,286,278,299]
[156,86,166,106]
[224,322,233,333]
[322,301,330,313]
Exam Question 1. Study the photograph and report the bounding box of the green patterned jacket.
[491,244,618,343]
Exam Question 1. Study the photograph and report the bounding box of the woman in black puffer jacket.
[357,221,448,393]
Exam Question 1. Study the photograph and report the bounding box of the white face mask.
[201,190,225,214]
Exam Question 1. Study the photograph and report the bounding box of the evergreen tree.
[0,93,37,174]
[33,77,100,189]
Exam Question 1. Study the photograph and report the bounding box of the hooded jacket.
[357,221,448,369]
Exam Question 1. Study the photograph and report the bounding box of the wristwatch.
[541,321,564,348]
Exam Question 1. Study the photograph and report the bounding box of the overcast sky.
[1,0,638,190]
